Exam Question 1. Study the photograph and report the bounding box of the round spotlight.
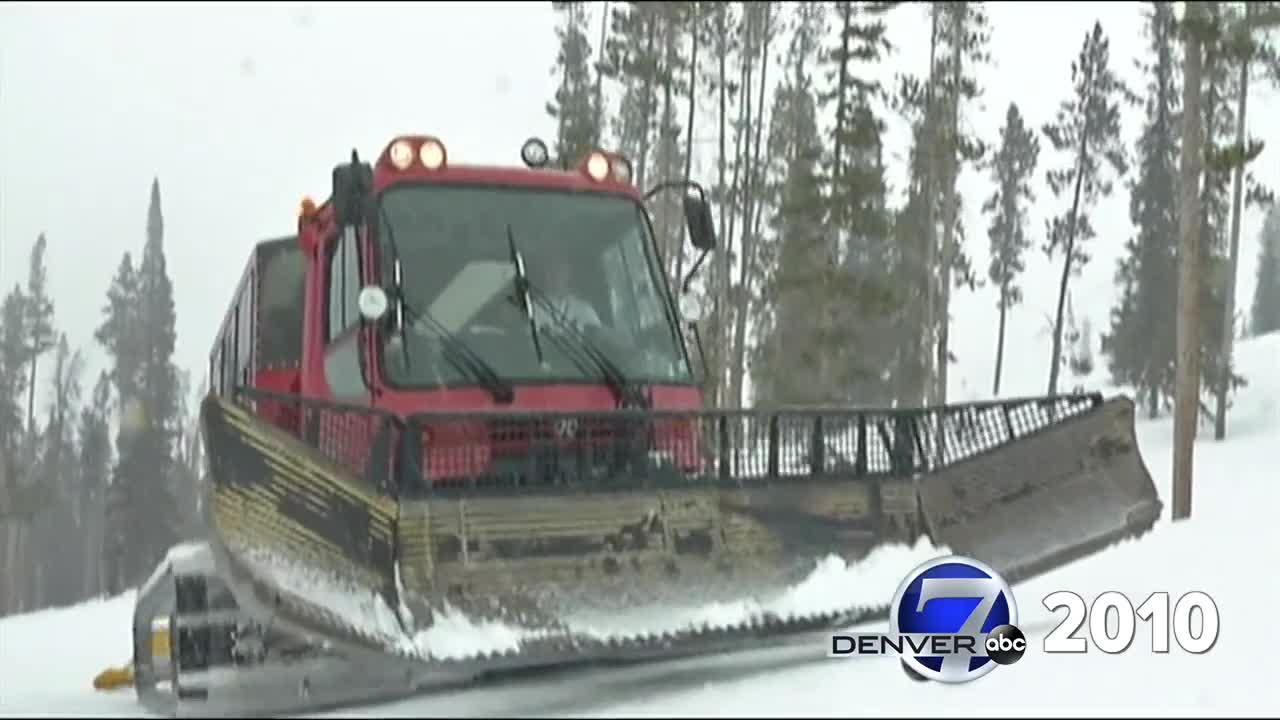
[521,138,550,168]
[419,139,446,170]
[585,151,610,182]
[357,285,390,323]
[612,155,633,184]
[389,140,414,170]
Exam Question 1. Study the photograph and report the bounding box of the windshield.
[376,184,692,388]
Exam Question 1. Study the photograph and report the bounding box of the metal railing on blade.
[230,387,1103,498]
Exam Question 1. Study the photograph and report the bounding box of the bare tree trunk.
[715,75,747,407]
[657,10,678,262]
[593,1,609,145]
[2,523,18,613]
[635,12,658,191]
[993,293,1007,396]
[1047,127,1090,396]
[921,7,941,406]
[674,3,699,285]
[27,358,38,434]
[721,11,753,407]
[713,4,730,408]
[1214,3,1252,441]
[730,4,770,409]
[1173,0,1207,522]
[936,3,965,408]
[734,10,772,409]
[822,3,853,403]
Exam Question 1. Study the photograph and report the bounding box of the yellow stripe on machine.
[150,624,171,660]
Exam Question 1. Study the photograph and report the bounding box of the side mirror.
[332,150,374,228]
[682,193,717,251]
[684,320,709,385]
[357,285,390,323]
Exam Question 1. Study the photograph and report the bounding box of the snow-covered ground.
[3,333,1278,717]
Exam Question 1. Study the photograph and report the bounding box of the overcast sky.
[1,1,1277,413]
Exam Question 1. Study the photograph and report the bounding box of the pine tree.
[649,3,692,270]
[1251,204,1280,334]
[752,2,826,406]
[886,2,988,406]
[889,61,938,407]
[136,178,185,553]
[811,1,897,405]
[547,2,600,168]
[0,287,28,470]
[1041,21,1134,396]
[1209,1,1276,439]
[97,253,141,594]
[0,286,32,613]
[77,372,113,598]
[98,179,184,588]
[930,1,990,405]
[23,234,56,434]
[1193,1,1253,435]
[606,3,664,190]
[31,334,83,607]
[1103,1,1181,419]
[983,102,1040,396]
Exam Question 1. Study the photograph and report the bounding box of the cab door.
[315,226,386,483]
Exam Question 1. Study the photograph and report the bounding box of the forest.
[2,0,1280,618]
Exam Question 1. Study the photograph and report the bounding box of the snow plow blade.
[915,394,1161,584]
[176,388,1159,714]
[198,394,406,657]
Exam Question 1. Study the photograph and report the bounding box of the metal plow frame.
[129,542,894,717]
[128,387,1162,716]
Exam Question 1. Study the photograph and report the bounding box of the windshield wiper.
[399,297,515,404]
[378,206,515,404]
[504,227,647,409]
[506,225,545,367]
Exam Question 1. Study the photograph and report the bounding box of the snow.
[408,605,554,660]
[2,332,1279,717]
[553,538,947,642]
[0,591,140,716]
[238,546,407,650]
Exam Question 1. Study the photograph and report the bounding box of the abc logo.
[985,624,1026,666]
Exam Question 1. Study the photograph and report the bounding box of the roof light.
[612,155,633,184]
[585,151,610,182]
[298,196,317,219]
[389,140,414,170]
[419,138,447,170]
[521,137,550,168]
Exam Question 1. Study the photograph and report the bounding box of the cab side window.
[325,228,366,398]
[236,279,254,387]
[221,321,236,394]
[327,227,361,341]
[210,345,223,397]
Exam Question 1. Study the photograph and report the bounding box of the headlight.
[585,151,610,181]
[419,138,447,170]
[388,140,414,170]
